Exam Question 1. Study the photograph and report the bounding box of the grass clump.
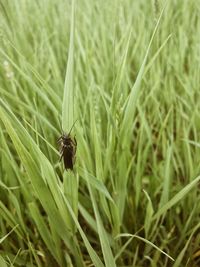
[0,0,200,266]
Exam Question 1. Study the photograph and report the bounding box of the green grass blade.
[0,225,18,244]
[0,256,8,267]
[116,234,174,261]
[153,175,200,221]
[120,4,166,143]
[172,222,200,267]
[59,188,105,267]
[62,0,75,131]
[87,180,116,267]
[28,202,61,265]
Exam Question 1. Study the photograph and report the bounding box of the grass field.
[0,0,200,266]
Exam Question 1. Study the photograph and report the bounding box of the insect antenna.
[68,119,78,135]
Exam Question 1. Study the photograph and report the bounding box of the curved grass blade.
[153,175,200,221]
[116,234,174,261]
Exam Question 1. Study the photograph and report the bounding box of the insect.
[58,122,77,171]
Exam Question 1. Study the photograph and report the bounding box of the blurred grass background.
[0,0,200,266]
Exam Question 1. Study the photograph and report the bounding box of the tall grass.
[0,0,200,266]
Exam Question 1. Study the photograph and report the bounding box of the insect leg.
[57,136,63,143]
[59,150,64,161]
[74,135,77,145]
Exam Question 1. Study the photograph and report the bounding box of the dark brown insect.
[58,123,77,171]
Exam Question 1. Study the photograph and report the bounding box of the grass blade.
[153,175,200,221]
[62,0,75,131]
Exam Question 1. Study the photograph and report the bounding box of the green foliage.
[0,0,200,266]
